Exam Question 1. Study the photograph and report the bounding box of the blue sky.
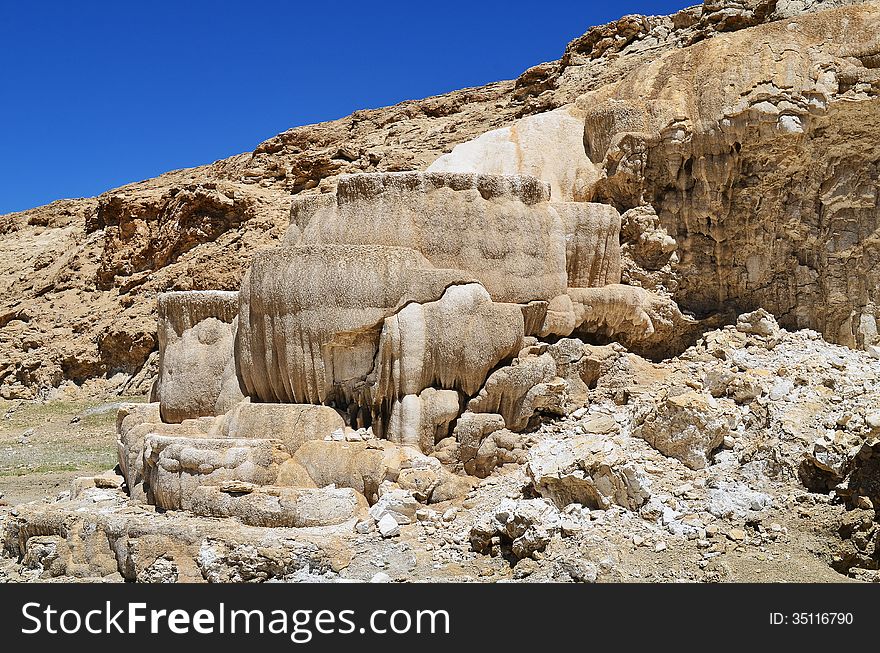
[0,1,691,214]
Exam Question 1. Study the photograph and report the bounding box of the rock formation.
[108,155,677,524]
[4,0,879,402]
[2,0,880,585]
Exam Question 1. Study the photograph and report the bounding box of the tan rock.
[287,172,568,305]
[235,244,470,412]
[633,390,740,470]
[143,435,289,510]
[427,105,600,202]
[155,291,241,423]
[275,459,318,488]
[467,353,566,431]
[189,485,368,528]
[453,412,506,474]
[290,440,392,503]
[4,1,878,404]
[576,5,880,348]
[526,434,651,510]
[386,388,462,453]
[221,402,344,455]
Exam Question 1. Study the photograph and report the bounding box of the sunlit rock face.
[119,165,664,519]
[573,5,880,350]
[155,291,241,424]
[114,4,880,533]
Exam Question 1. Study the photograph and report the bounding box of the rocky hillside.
[0,0,876,400]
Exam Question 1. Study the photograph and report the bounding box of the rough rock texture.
[467,351,566,431]
[287,172,568,304]
[189,484,367,528]
[427,105,599,202]
[4,309,880,583]
[469,498,563,560]
[633,390,740,470]
[143,435,290,510]
[220,402,345,455]
[6,1,875,400]
[556,202,623,288]
[574,4,880,350]
[386,388,462,453]
[2,488,353,582]
[3,0,880,585]
[527,434,651,510]
[156,291,241,422]
[454,412,507,477]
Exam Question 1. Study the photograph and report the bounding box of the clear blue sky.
[0,1,691,214]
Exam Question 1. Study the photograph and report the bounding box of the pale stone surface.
[286,172,568,305]
[574,5,880,350]
[375,283,524,402]
[527,435,651,510]
[189,485,367,528]
[156,291,241,423]
[291,440,390,503]
[3,1,878,406]
[469,498,562,560]
[386,389,461,453]
[555,202,622,288]
[220,402,344,456]
[6,0,880,585]
[467,352,566,431]
[453,412,506,477]
[633,391,740,470]
[427,105,600,202]
[143,435,289,510]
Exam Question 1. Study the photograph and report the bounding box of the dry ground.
[0,397,134,504]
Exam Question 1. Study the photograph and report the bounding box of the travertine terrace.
[1,0,879,583]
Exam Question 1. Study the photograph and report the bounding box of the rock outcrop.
[3,1,878,401]
[2,0,880,586]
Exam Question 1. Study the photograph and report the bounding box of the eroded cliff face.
[575,5,880,349]
[0,0,877,399]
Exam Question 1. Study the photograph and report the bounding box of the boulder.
[526,435,650,510]
[368,487,420,525]
[143,435,289,510]
[736,308,781,339]
[221,402,345,455]
[291,440,390,503]
[375,283,524,403]
[469,498,561,560]
[116,403,217,492]
[453,412,506,475]
[155,291,241,423]
[467,352,566,431]
[386,388,462,453]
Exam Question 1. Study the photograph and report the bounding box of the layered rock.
[219,402,345,455]
[526,434,651,510]
[575,5,880,350]
[286,172,568,304]
[34,1,880,553]
[143,435,290,510]
[189,484,367,528]
[156,291,241,423]
[3,1,876,404]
